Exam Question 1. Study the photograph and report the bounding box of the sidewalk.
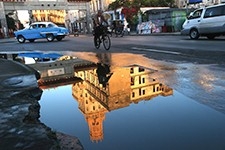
[129,31,181,36]
[0,37,16,43]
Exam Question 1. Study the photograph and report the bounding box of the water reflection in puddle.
[40,85,225,150]
[37,52,225,150]
[2,51,225,149]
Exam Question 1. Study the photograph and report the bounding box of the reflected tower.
[72,77,108,142]
[72,63,173,142]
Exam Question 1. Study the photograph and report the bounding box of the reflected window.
[143,89,145,95]
[139,67,145,72]
[142,78,145,84]
[131,77,134,85]
[139,76,141,84]
[132,92,135,98]
[139,89,141,96]
[130,68,134,74]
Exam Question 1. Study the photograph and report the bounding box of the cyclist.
[93,10,108,45]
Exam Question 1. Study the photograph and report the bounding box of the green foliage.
[108,0,176,10]
[107,0,177,28]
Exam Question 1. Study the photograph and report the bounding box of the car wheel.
[56,37,63,41]
[189,29,199,40]
[29,39,35,42]
[206,35,215,40]
[17,35,26,43]
[46,34,54,42]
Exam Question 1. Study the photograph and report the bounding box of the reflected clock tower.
[85,111,105,142]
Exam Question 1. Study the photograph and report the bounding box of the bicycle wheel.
[102,34,111,50]
[94,36,101,49]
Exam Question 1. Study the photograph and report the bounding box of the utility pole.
[99,0,102,10]
[0,2,9,38]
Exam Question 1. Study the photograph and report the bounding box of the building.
[72,64,173,142]
[0,0,116,37]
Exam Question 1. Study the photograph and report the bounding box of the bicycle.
[115,26,124,37]
[93,25,111,50]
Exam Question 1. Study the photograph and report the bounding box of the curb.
[0,38,16,43]
[129,32,181,36]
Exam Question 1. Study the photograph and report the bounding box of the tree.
[6,15,16,31]
[108,0,139,25]
[108,0,122,19]
[121,7,139,24]
[108,0,176,30]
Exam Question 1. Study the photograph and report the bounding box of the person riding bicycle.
[93,10,108,44]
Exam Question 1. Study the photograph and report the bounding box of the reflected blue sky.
[39,85,225,150]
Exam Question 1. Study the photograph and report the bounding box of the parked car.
[14,22,69,43]
[181,3,225,40]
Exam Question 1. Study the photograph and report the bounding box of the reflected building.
[130,65,173,103]
[29,57,95,86]
[72,64,173,142]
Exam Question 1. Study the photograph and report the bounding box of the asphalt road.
[1,34,225,63]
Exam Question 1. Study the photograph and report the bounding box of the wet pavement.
[38,52,225,150]
[70,52,225,114]
[0,59,84,150]
[1,50,225,149]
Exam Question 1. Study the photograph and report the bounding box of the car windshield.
[187,9,203,19]
[47,23,58,28]
[26,22,58,29]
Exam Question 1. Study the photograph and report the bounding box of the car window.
[47,24,53,28]
[38,24,46,28]
[188,9,203,19]
[30,24,38,29]
[47,23,57,28]
[204,6,224,18]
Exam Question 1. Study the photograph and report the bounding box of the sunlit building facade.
[32,10,65,25]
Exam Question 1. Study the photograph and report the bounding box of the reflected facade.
[7,52,173,143]
[72,63,173,142]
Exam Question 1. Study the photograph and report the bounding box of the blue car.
[14,22,69,43]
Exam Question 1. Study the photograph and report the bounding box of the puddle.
[39,80,225,150]
[1,51,225,150]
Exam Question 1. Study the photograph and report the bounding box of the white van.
[181,3,225,39]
